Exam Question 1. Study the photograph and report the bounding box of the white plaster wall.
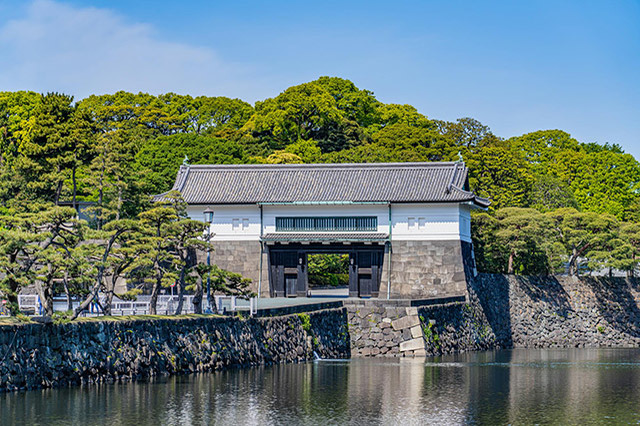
[186,205,261,241]
[391,203,467,242]
[186,203,472,243]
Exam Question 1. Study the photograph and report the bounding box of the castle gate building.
[164,162,489,300]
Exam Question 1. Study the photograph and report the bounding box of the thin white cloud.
[0,0,260,99]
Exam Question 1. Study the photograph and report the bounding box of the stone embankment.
[471,274,640,349]
[350,274,640,357]
[346,298,499,358]
[347,303,426,357]
[3,274,640,392]
[417,300,498,356]
[0,308,349,392]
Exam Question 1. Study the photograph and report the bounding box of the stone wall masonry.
[380,240,469,300]
[470,274,640,348]
[347,303,427,357]
[5,273,640,392]
[207,241,269,297]
[349,273,640,357]
[346,298,498,358]
[211,239,476,301]
[0,308,349,392]
[417,301,499,356]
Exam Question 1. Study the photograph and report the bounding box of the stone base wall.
[470,274,640,348]
[5,274,640,392]
[347,304,426,357]
[350,274,640,357]
[380,240,469,299]
[346,297,498,358]
[0,308,349,392]
[207,241,270,297]
[417,300,498,356]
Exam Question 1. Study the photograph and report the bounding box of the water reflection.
[2,349,640,425]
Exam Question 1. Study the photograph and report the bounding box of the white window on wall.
[408,216,426,230]
[408,217,416,229]
[232,218,250,231]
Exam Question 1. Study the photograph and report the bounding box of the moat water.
[2,348,640,425]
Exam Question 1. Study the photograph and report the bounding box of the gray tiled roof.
[262,233,389,242]
[159,162,490,207]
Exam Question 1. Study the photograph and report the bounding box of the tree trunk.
[54,180,63,206]
[104,287,114,316]
[174,268,186,315]
[149,277,160,315]
[72,161,77,213]
[43,284,54,317]
[507,252,514,275]
[192,275,203,315]
[63,272,72,311]
[6,276,20,316]
[568,248,578,276]
[35,279,54,318]
[103,271,120,316]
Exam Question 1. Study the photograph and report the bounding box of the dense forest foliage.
[1,76,639,313]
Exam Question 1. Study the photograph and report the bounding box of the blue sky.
[1,0,639,157]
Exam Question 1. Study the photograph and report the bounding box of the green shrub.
[297,313,311,333]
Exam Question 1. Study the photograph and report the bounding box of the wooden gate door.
[270,250,299,297]
[358,272,373,297]
[371,251,384,298]
[285,273,298,297]
[357,251,373,297]
[296,252,308,297]
[355,250,384,298]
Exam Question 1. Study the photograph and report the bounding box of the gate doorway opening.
[307,253,349,297]
[266,243,386,299]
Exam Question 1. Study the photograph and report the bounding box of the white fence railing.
[17,295,41,315]
[17,294,257,317]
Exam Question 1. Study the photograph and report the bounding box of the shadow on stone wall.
[468,274,512,347]
[418,301,498,356]
[581,277,640,337]
[470,274,640,348]
[517,275,572,318]
[309,308,351,358]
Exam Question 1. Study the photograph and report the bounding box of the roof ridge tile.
[157,162,490,207]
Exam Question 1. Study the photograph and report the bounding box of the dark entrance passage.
[307,253,349,296]
[266,243,386,298]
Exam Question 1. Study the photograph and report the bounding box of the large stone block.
[391,315,420,331]
[410,325,422,339]
[405,307,418,316]
[399,338,425,352]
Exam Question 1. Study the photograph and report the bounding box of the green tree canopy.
[136,133,246,193]
[466,144,534,209]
